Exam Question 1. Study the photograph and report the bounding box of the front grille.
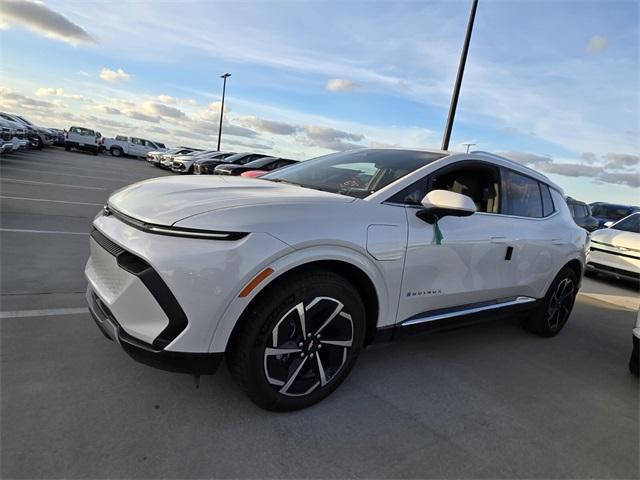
[91,228,125,257]
[1,128,11,141]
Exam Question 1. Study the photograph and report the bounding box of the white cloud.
[156,94,176,104]
[141,101,185,118]
[499,151,552,165]
[240,116,298,135]
[303,125,365,151]
[326,79,360,92]
[603,153,639,170]
[77,71,90,76]
[93,105,121,115]
[1,0,95,45]
[36,87,64,97]
[99,67,133,83]
[123,110,158,122]
[586,35,608,54]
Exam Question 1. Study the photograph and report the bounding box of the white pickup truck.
[104,136,166,158]
[65,126,100,155]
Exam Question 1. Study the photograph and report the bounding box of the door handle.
[491,236,508,244]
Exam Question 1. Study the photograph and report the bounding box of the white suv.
[86,149,588,410]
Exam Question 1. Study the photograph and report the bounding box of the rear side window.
[502,169,543,218]
[540,184,555,217]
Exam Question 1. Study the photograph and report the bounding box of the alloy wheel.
[547,277,574,330]
[263,296,354,397]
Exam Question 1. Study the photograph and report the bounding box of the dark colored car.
[566,197,598,232]
[213,157,298,176]
[194,152,272,175]
[590,202,640,229]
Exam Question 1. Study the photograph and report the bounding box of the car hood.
[591,228,640,252]
[108,176,354,226]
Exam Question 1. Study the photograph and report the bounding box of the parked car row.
[566,197,640,233]
[0,111,55,154]
[147,148,298,177]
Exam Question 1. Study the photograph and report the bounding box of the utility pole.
[463,142,476,153]
[441,0,479,151]
[217,73,231,151]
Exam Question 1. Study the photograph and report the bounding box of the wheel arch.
[564,258,583,280]
[211,249,388,353]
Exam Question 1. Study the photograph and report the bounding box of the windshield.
[262,149,445,198]
[591,204,632,221]
[612,213,640,233]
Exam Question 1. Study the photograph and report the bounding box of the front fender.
[207,244,395,353]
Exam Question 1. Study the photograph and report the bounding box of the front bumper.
[66,141,99,152]
[87,287,223,374]
[171,161,190,173]
[87,214,291,353]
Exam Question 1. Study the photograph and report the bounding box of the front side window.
[387,162,500,213]
[131,137,143,145]
[502,169,543,218]
[611,213,640,233]
[264,149,444,199]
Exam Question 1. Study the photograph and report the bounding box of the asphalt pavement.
[1,147,638,478]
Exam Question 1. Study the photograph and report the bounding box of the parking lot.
[1,147,638,478]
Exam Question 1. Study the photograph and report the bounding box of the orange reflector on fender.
[239,268,274,298]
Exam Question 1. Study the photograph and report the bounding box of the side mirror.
[604,221,614,228]
[416,190,476,224]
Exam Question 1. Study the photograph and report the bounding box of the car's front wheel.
[525,266,578,337]
[227,269,365,411]
[111,147,123,157]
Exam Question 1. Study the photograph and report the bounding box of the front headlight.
[103,206,248,241]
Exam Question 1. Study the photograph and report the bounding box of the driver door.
[392,161,516,323]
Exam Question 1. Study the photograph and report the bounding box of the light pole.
[441,0,479,151]
[463,142,476,153]
[217,73,231,151]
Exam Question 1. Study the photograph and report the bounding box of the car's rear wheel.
[525,266,578,337]
[227,269,365,411]
[64,144,70,151]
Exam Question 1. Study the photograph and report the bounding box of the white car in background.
[0,116,28,152]
[0,112,53,149]
[159,148,203,169]
[587,212,640,281]
[86,148,587,410]
[65,126,100,155]
[171,150,233,174]
[105,136,165,158]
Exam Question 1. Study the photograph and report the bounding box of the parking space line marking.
[0,166,128,183]
[0,228,89,235]
[1,178,109,190]
[0,307,89,319]
[0,196,103,206]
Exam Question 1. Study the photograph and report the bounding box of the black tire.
[93,149,98,156]
[37,137,44,150]
[64,144,70,151]
[525,266,578,337]
[227,268,366,411]
[111,147,123,157]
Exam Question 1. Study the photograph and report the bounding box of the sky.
[0,0,638,204]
